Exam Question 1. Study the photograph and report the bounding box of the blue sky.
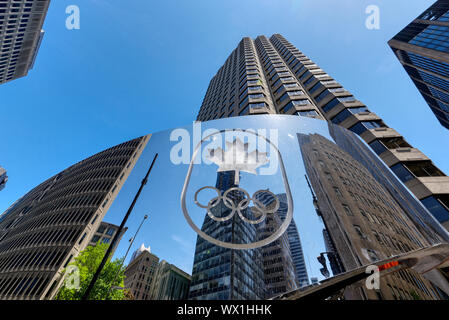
[1,0,448,270]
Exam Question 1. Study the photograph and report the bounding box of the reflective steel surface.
[105,115,449,300]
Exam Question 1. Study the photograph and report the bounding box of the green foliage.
[55,242,130,300]
[410,290,421,300]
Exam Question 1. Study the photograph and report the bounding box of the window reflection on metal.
[181,129,293,250]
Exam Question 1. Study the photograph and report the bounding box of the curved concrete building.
[0,135,149,299]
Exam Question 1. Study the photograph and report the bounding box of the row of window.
[262,36,324,119]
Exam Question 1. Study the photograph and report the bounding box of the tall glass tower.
[389,0,449,130]
[188,171,265,300]
[275,193,309,288]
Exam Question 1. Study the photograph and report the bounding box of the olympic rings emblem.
[194,186,280,224]
[180,128,294,250]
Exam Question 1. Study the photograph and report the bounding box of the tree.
[410,290,422,300]
[55,242,130,300]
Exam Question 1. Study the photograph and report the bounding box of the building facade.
[255,191,297,298]
[0,135,149,299]
[188,171,266,300]
[389,0,449,130]
[124,244,159,300]
[275,193,309,288]
[298,131,440,299]
[88,221,127,256]
[0,167,7,191]
[0,0,50,85]
[150,260,191,300]
[196,34,449,232]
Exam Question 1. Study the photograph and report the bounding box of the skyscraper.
[0,0,50,85]
[389,0,449,130]
[188,171,266,300]
[0,167,7,191]
[196,34,449,232]
[254,191,297,298]
[0,135,149,300]
[275,194,309,288]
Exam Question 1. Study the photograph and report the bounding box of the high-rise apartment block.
[389,0,449,130]
[0,167,7,191]
[196,34,449,232]
[0,135,149,300]
[0,0,50,85]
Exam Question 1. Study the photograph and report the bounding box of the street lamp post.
[106,214,148,299]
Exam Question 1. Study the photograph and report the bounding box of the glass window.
[248,85,262,92]
[406,51,449,79]
[322,98,340,113]
[343,205,353,216]
[349,121,383,135]
[369,140,388,155]
[304,76,315,86]
[297,110,318,117]
[249,93,264,99]
[239,105,249,115]
[338,96,356,103]
[353,225,365,239]
[106,228,115,236]
[331,109,352,124]
[331,107,369,124]
[314,90,330,103]
[282,99,311,113]
[249,102,266,110]
[329,87,345,93]
[309,82,323,94]
[299,71,311,81]
[390,163,415,183]
[405,161,444,178]
[380,137,411,149]
[277,90,303,104]
[421,196,449,223]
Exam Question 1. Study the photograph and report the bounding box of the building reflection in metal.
[297,126,445,299]
[98,115,449,300]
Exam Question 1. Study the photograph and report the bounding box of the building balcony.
[379,148,430,167]
[405,176,449,200]
[360,127,402,144]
